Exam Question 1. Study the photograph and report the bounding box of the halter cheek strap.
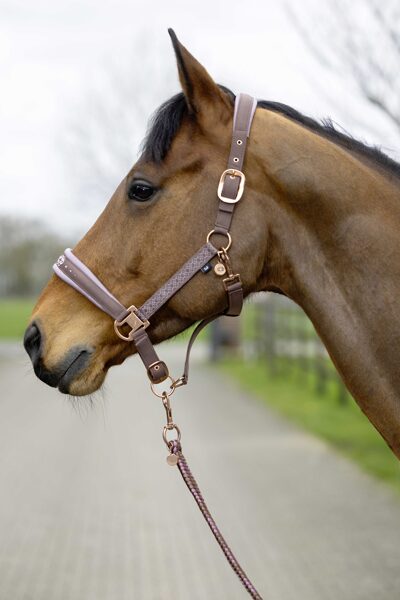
[214,92,256,233]
[53,93,257,385]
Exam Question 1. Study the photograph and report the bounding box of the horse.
[24,30,400,461]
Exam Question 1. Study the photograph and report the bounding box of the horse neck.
[251,109,400,458]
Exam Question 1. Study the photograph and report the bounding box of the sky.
[1,0,399,235]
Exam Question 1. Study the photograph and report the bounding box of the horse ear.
[168,29,231,126]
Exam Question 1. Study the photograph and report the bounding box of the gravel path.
[0,342,399,599]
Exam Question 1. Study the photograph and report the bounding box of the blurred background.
[1,1,400,599]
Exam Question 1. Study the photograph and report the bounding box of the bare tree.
[63,37,176,208]
[287,0,400,134]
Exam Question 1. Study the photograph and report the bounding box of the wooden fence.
[243,293,349,403]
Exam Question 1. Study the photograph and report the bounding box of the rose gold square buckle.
[223,274,242,290]
[114,305,149,341]
[217,168,246,204]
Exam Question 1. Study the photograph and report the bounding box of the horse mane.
[141,87,400,180]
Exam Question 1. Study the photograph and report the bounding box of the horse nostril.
[23,322,42,364]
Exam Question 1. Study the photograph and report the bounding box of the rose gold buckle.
[114,305,149,341]
[147,360,169,384]
[223,274,242,290]
[217,168,246,203]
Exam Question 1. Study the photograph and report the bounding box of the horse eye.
[128,181,155,202]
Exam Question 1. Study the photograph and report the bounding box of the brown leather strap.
[179,315,218,385]
[131,328,169,384]
[209,94,256,325]
[224,279,243,316]
[215,94,257,233]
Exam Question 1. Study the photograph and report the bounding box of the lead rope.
[171,441,263,600]
[155,389,263,600]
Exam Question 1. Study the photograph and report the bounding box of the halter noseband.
[53,93,257,387]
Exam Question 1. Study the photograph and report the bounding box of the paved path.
[0,343,399,600]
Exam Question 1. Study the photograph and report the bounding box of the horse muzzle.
[23,322,93,394]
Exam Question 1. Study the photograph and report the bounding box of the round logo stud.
[214,263,226,276]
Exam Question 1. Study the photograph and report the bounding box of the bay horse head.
[24,31,267,396]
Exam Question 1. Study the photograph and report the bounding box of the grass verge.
[0,298,35,340]
[220,358,400,494]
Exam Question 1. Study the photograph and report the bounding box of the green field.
[220,358,400,493]
[0,299,35,339]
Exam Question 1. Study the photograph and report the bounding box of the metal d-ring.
[206,229,232,252]
[150,376,176,398]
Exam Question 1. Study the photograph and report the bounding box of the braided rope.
[170,440,263,599]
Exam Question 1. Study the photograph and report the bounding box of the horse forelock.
[141,85,236,164]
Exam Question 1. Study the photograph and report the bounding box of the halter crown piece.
[53,94,262,599]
